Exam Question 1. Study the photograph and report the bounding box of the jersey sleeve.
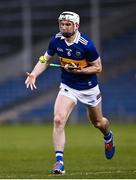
[86,42,99,62]
[47,36,56,56]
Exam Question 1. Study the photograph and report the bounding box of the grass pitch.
[0,123,136,179]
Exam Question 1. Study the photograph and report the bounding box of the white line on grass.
[47,169,136,178]
[68,170,136,176]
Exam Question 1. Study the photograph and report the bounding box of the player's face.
[59,20,75,38]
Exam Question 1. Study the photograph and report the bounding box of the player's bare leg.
[87,102,115,159]
[87,102,110,134]
[52,95,76,174]
[53,95,76,151]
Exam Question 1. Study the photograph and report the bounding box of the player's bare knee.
[93,121,102,129]
[92,118,105,129]
[54,115,65,127]
[92,117,109,130]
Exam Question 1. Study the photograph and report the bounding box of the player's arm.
[25,52,53,90]
[79,57,102,74]
[30,52,53,77]
[65,57,102,75]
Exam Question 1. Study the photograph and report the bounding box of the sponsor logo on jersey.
[66,49,72,56]
[57,47,63,52]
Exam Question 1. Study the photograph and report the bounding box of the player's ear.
[75,23,79,29]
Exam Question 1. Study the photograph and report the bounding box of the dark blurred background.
[0,0,136,124]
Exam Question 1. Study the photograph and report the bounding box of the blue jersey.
[47,31,100,90]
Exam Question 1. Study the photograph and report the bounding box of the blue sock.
[55,151,64,164]
[104,131,112,141]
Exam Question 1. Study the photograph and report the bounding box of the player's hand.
[25,72,37,90]
[63,63,81,73]
[63,62,79,70]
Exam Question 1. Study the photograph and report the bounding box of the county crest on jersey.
[47,31,100,90]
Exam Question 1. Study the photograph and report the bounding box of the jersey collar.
[61,31,81,45]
